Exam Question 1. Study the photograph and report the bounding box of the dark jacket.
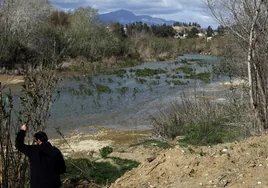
[15,130,66,188]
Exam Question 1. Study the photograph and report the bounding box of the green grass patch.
[63,157,140,186]
[178,121,241,146]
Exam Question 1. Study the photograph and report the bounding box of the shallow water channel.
[9,54,230,137]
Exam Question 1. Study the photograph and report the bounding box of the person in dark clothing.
[15,124,66,188]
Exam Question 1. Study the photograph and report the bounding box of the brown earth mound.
[53,129,268,188]
[110,135,268,188]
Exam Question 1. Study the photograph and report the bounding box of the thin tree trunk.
[247,1,265,134]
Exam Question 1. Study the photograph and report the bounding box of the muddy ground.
[51,128,268,188]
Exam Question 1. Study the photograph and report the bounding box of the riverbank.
[49,127,268,188]
[51,128,159,163]
[0,75,24,85]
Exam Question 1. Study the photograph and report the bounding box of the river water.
[8,54,229,137]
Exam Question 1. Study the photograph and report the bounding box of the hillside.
[98,9,176,26]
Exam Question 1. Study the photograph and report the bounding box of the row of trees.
[0,2,127,70]
[111,21,224,39]
[124,22,176,38]
[173,21,201,28]
[1,2,222,71]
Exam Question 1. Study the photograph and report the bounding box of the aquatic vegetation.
[112,69,127,78]
[148,80,160,86]
[147,84,153,91]
[171,74,179,79]
[180,59,191,65]
[165,80,187,86]
[135,78,147,84]
[117,86,129,95]
[135,68,166,77]
[174,60,179,65]
[95,84,111,94]
[172,80,188,86]
[196,59,208,67]
[68,84,93,97]
[175,66,194,74]
[132,87,140,98]
[185,72,211,83]
[102,69,126,78]
[165,73,171,77]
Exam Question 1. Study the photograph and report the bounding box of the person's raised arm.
[15,124,32,156]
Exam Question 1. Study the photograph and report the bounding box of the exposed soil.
[51,128,268,188]
[0,75,24,85]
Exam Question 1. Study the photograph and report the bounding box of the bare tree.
[206,0,268,134]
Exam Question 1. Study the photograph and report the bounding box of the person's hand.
[20,124,27,131]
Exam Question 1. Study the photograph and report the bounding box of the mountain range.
[98,10,177,26]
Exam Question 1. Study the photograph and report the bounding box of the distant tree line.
[0,0,227,71]
[173,21,201,28]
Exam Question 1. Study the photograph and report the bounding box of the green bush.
[99,146,113,158]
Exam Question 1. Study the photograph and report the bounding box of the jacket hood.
[38,142,56,157]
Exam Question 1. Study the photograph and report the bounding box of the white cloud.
[50,0,218,28]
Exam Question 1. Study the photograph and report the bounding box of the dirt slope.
[109,135,268,188]
[52,129,268,188]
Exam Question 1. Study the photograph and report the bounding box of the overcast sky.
[50,0,218,29]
